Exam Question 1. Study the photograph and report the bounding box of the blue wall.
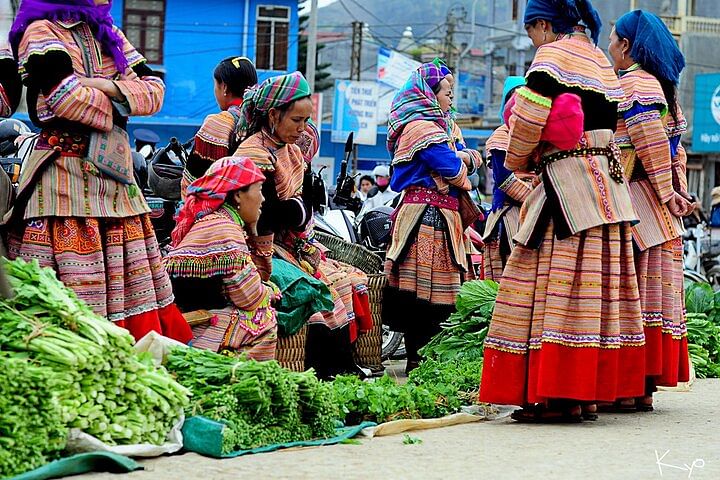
[111,0,299,123]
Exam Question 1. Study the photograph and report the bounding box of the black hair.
[431,81,444,95]
[213,56,258,98]
[659,79,680,123]
[359,175,375,186]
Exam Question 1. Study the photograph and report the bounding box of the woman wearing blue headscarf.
[479,0,645,423]
[608,10,692,412]
[482,76,534,281]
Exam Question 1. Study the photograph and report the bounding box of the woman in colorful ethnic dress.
[4,0,192,343]
[165,157,279,360]
[479,0,646,422]
[235,72,370,377]
[181,56,257,198]
[607,10,692,411]
[482,77,534,281]
[384,63,477,374]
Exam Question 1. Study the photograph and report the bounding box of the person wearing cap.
[133,128,160,160]
[711,187,720,227]
[165,156,280,360]
[357,164,398,220]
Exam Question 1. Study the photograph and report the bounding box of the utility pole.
[350,20,363,173]
[305,0,319,89]
[350,20,362,81]
[444,11,457,69]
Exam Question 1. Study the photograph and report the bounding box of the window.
[255,6,290,71]
[123,0,166,65]
[511,0,519,21]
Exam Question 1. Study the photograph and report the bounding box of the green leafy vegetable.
[165,347,338,453]
[403,434,422,445]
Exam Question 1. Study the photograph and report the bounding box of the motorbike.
[682,201,720,289]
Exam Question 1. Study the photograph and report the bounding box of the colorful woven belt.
[535,144,625,184]
[403,186,459,211]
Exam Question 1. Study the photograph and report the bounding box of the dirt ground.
[77,377,720,480]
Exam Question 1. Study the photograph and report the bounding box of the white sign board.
[377,47,421,90]
[331,80,378,146]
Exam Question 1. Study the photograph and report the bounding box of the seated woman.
[235,72,371,377]
[165,156,279,360]
[181,56,257,198]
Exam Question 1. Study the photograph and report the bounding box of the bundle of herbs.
[0,258,190,450]
[165,347,338,453]
[420,280,499,362]
[331,358,484,424]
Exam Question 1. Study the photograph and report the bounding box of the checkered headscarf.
[239,71,312,133]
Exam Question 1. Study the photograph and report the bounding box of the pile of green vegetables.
[0,259,190,476]
[684,281,720,378]
[331,358,484,424]
[0,355,68,478]
[165,347,338,454]
[420,280,498,361]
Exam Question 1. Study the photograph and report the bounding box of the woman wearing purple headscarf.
[3,0,192,344]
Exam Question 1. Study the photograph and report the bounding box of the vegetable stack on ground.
[0,258,190,449]
[331,358,485,424]
[420,280,499,362]
[165,347,338,453]
[684,281,720,377]
[0,355,68,478]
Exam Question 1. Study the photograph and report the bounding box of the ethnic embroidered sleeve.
[506,86,552,172]
[223,260,276,312]
[45,74,114,131]
[621,102,674,204]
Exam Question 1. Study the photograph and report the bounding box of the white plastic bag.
[65,332,190,457]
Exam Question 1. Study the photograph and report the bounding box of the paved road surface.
[79,379,719,480]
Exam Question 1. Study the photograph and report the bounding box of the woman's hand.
[457,150,472,167]
[666,192,690,218]
[79,77,122,100]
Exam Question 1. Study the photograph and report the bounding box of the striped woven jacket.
[506,34,637,247]
[10,19,164,220]
[616,66,684,251]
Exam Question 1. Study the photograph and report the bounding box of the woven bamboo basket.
[313,231,385,369]
[354,273,386,369]
[276,324,308,372]
[314,231,382,275]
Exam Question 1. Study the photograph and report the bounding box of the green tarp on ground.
[10,452,141,480]
[181,416,376,458]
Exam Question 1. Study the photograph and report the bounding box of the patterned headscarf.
[432,57,452,78]
[239,71,312,133]
[615,10,685,85]
[524,0,603,45]
[387,63,449,156]
[9,0,128,72]
[172,157,265,246]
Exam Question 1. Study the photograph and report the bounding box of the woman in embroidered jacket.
[608,10,693,411]
[483,76,535,281]
[165,157,279,360]
[383,63,481,374]
[479,0,646,422]
[181,56,257,198]
[235,72,371,378]
[4,0,192,344]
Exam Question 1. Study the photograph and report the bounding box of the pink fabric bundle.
[504,92,584,150]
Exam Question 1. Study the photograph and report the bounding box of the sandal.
[581,403,598,421]
[635,395,654,412]
[510,404,583,424]
[596,399,637,413]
